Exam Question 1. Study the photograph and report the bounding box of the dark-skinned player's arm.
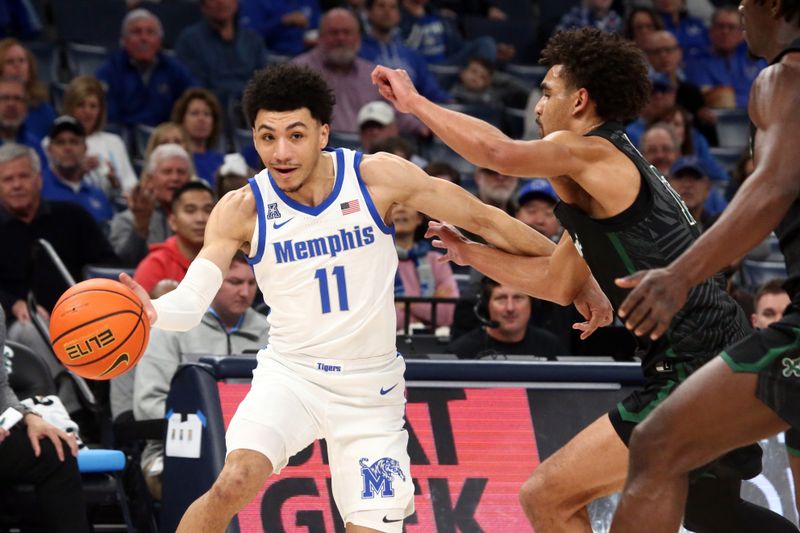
[425,222,611,338]
[371,65,586,179]
[360,153,613,336]
[615,64,800,340]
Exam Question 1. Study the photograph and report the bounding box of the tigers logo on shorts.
[359,457,406,498]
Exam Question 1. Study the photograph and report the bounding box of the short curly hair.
[540,28,650,123]
[242,64,335,128]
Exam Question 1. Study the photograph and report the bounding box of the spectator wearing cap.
[359,0,451,104]
[214,153,251,199]
[667,156,719,231]
[516,179,562,242]
[357,100,399,153]
[653,0,709,60]
[96,9,197,127]
[174,0,268,111]
[684,6,767,109]
[133,181,215,295]
[642,30,717,145]
[41,116,116,226]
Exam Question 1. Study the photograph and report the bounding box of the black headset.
[473,278,500,329]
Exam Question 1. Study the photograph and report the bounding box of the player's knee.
[209,455,270,509]
[519,467,560,517]
[629,413,681,473]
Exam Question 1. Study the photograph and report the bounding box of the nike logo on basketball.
[382,516,403,523]
[273,217,294,230]
[99,352,130,378]
[380,384,398,395]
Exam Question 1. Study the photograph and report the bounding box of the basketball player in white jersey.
[120,64,612,533]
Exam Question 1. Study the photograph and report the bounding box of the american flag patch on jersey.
[340,199,360,215]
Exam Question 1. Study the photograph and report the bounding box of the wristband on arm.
[152,258,223,331]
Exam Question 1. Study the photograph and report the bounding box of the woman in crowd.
[170,88,224,187]
[393,204,458,332]
[0,38,55,141]
[623,6,665,50]
[63,75,137,192]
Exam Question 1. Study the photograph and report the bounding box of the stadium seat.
[396,334,453,358]
[429,63,460,91]
[1,341,138,532]
[27,41,59,87]
[714,108,750,150]
[443,102,503,128]
[504,63,548,90]
[49,80,68,112]
[709,146,744,173]
[739,259,788,291]
[66,42,110,78]
[423,136,476,175]
[83,264,136,280]
[52,0,127,48]
[139,2,202,50]
[233,127,253,154]
[328,131,361,150]
[134,123,155,158]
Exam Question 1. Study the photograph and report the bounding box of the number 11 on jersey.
[314,266,349,314]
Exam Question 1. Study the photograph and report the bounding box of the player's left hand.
[371,66,420,114]
[572,277,613,340]
[616,268,689,340]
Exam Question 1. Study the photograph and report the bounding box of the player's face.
[149,155,191,204]
[516,198,561,239]
[0,156,41,217]
[72,95,101,134]
[752,291,791,328]
[534,66,577,137]
[123,17,161,63]
[48,131,87,173]
[488,285,531,336]
[169,189,214,247]
[253,108,329,194]
[2,44,29,82]
[212,260,258,319]
[183,98,214,144]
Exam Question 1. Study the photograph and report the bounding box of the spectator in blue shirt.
[653,0,709,59]
[41,116,115,226]
[684,6,766,109]
[175,0,267,111]
[170,88,225,187]
[359,0,451,103]
[0,39,54,142]
[0,76,44,162]
[96,9,197,127]
[555,0,623,35]
[239,0,320,57]
[399,0,497,67]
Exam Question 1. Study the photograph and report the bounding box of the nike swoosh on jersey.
[380,383,398,395]
[382,516,403,523]
[272,217,294,230]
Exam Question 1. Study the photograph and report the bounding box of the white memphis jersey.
[246,148,398,359]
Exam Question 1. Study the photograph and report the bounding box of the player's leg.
[326,354,414,533]
[518,414,629,532]
[176,449,273,533]
[785,428,800,515]
[611,357,789,533]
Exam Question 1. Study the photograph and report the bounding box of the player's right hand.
[371,65,421,114]
[119,273,157,326]
[425,221,473,266]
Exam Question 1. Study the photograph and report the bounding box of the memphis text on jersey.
[273,225,376,264]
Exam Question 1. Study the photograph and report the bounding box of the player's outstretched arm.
[371,65,584,178]
[120,187,256,330]
[615,63,800,340]
[427,222,611,334]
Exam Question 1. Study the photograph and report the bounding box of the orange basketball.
[49,278,150,380]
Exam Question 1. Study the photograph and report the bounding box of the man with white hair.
[96,9,196,126]
[109,144,193,265]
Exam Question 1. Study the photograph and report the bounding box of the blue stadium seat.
[429,63,460,91]
[710,146,745,173]
[233,128,253,153]
[739,259,787,291]
[27,41,59,87]
[328,131,361,150]
[66,42,110,78]
[715,108,750,150]
[140,2,202,50]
